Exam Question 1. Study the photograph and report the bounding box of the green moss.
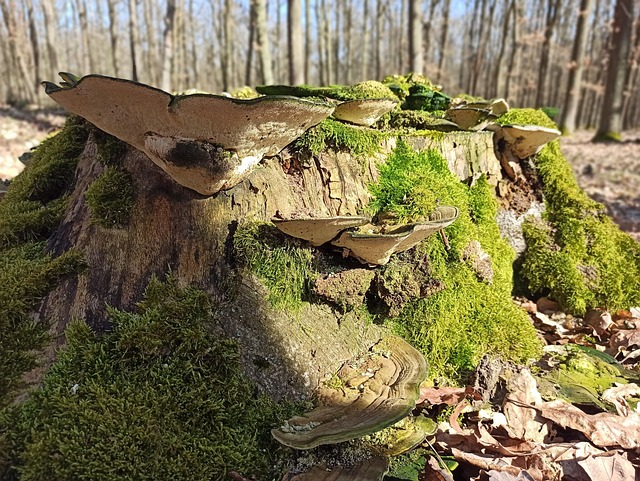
[85,167,136,228]
[257,81,396,101]
[592,131,622,143]
[94,129,127,166]
[295,118,385,157]
[519,140,640,314]
[0,117,89,407]
[0,277,302,481]
[369,141,541,380]
[388,111,456,132]
[337,81,396,100]
[234,222,316,311]
[496,108,557,129]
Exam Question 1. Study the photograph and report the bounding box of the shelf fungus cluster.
[273,206,459,265]
[271,335,428,452]
[445,98,509,131]
[42,73,334,195]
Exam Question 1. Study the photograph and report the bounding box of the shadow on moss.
[85,167,136,228]
[0,276,303,481]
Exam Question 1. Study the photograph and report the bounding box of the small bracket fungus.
[332,99,399,127]
[496,124,562,159]
[42,73,334,195]
[331,207,459,265]
[445,107,496,131]
[271,336,428,450]
[286,457,389,481]
[272,216,371,246]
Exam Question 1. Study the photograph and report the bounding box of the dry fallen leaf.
[576,451,637,481]
[610,329,640,351]
[535,399,640,449]
[601,383,640,417]
[418,386,481,406]
[503,369,549,443]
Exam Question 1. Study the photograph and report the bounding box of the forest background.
[0,0,638,136]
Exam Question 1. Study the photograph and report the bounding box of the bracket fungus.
[42,73,334,195]
[271,336,428,450]
[332,99,399,127]
[331,206,459,265]
[497,124,562,159]
[272,215,371,247]
[446,98,509,131]
[285,457,389,481]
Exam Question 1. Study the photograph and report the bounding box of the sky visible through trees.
[1,0,638,132]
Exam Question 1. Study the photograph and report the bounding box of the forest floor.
[1,105,639,242]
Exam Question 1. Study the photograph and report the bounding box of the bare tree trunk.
[361,0,369,80]
[492,0,512,98]
[107,0,119,76]
[504,0,521,102]
[188,0,199,86]
[77,0,94,73]
[255,0,274,85]
[375,0,385,80]
[41,0,59,81]
[322,0,333,84]
[128,0,139,81]
[436,0,450,83]
[345,1,353,84]
[559,0,594,134]
[246,2,256,86]
[422,0,439,72]
[0,0,34,104]
[408,0,423,73]
[535,0,560,107]
[25,0,41,104]
[222,0,234,91]
[304,0,311,83]
[595,0,634,140]
[161,0,176,91]
[288,0,305,84]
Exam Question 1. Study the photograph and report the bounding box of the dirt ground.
[1,106,639,242]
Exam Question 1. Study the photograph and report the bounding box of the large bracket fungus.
[332,99,399,127]
[42,73,334,195]
[271,216,371,246]
[495,124,562,159]
[271,336,428,450]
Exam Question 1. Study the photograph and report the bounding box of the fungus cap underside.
[499,124,562,159]
[272,216,371,246]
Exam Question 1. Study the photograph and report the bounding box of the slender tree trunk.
[595,0,634,140]
[535,0,560,107]
[188,0,199,86]
[41,0,59,81]
[255,0,274,85]
[316,0,325,84]
[222,0,234,91]
[246,1,256,86]
[422,0,439,72]
[322,0,333,84]
[492,0,512,98]
[0,0,34,104]
[504,0,520,102]
[345,1,353,84]
[288,0,304,84]
[161,0,176,91]
[107,0,120,76]
[559,0,594,134]
[25,0,40,104]
[304,0,311,83]
[436,0,450,83]
[408,0,423,73]
[77,0,94,73]
[361,0,369,80]
[128,0,139,81]
[375,0,384,80]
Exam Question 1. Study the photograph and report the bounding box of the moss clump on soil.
[0,116,89,407]
[505,109,640,314]
[85,167,136,228]
[234,222,317,311]
[295,118,385,157]
[369,141,541,380]
[0,277,302,481]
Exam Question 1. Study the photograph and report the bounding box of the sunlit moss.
[233,222,317,311]
[295,118,386,157]
[369,141,541,380]
[0,277,303,481]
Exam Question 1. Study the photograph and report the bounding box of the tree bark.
[77,0,94,74]
[41,0,59,81]
[107,0,120,76]
[595,0,634,140]
[40,129,502,400]
[0,0,35,104]
[161,0,176,91]
[535,0,561,107]
[25,0,41,104]
[288,0,305,84]
[436,0,450,84]
[128,0,140,81]
[559,0,594,134]
[255,0,274,85]
[408,0,423,73]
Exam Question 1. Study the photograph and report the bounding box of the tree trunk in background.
[107,0,120,77]
[322,0,333,84]
[288,0,304,84]
[423,0,440,70]
[304,0,311,83]
[246,2,256,86]
[188,0,199,87]
[255,0,273,85]
[535,0,560,107]
[0,0,34,104]
[492,0,512,98]
[161,0,176,91]
[222,0,233,91]
[77,0,94,74]
[504,0,521,102]
[128,0,139,81]
[621,17,640,127]
[436,0,450,84]
[375,0,384,80]
[25,0,41,104]
[408,0,423,73]
[559,0,594,134]
[596,0,634,140]
[361,0,369,80]
[42,0,59,81]
[345,1,353,83]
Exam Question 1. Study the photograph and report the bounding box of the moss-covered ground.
[502,109,640,314]
[0,277,303,481]
[0,116,88,407]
